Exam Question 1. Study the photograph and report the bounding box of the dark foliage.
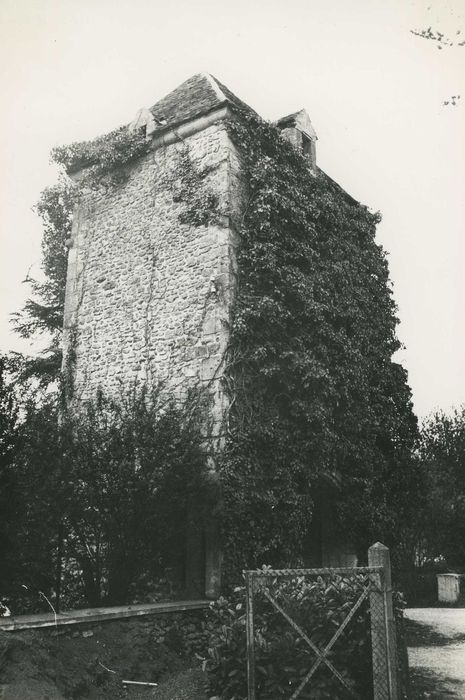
[1,385,210,611]
[0,356,22,596]
[418,406,465,570]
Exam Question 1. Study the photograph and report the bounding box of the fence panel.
[245,552,399,699]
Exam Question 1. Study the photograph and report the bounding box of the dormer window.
[276,109,318,171]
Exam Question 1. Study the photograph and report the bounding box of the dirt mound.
[0,624,205,699]
[0,679,65,699]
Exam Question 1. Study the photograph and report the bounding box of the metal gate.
[245,543,399,700]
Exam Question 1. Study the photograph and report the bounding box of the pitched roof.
[149,72,255,128]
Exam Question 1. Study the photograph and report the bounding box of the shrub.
[206,570,373,699]
[1,384,211,611]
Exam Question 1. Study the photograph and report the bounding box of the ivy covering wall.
[219,110,419,581]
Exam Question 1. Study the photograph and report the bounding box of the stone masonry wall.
[63,119,242,446]
[37,609,215,659]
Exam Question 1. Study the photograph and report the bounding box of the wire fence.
[244,545,400,699]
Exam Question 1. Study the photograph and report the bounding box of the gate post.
[368,543,399,699]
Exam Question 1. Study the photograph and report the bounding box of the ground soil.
[405,608,465,699]
[7,608,464,699]
[0,624,208,700]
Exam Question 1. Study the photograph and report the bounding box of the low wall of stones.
[42,611,213,659]
[0,601,215,657]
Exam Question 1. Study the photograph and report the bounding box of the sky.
[0,0,464,419]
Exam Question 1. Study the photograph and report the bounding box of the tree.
[410,3,464,107]
[0,355,21,596]
[0,355,19,465]
[419,406,465,569]
[11,180,75,386]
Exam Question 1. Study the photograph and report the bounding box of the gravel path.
[405,608,465,698]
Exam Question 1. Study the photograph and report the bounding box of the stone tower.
[62,73,319,596]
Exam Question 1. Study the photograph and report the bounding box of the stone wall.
[37,609,215,658]
[63,118,243,443]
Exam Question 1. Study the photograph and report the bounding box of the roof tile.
[149,73,255,128]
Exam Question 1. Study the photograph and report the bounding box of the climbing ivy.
[157,142,220,226]
[51,126,152,189]
[219,110,418,582]
[167,144,220,227]
[51,122,222,222]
